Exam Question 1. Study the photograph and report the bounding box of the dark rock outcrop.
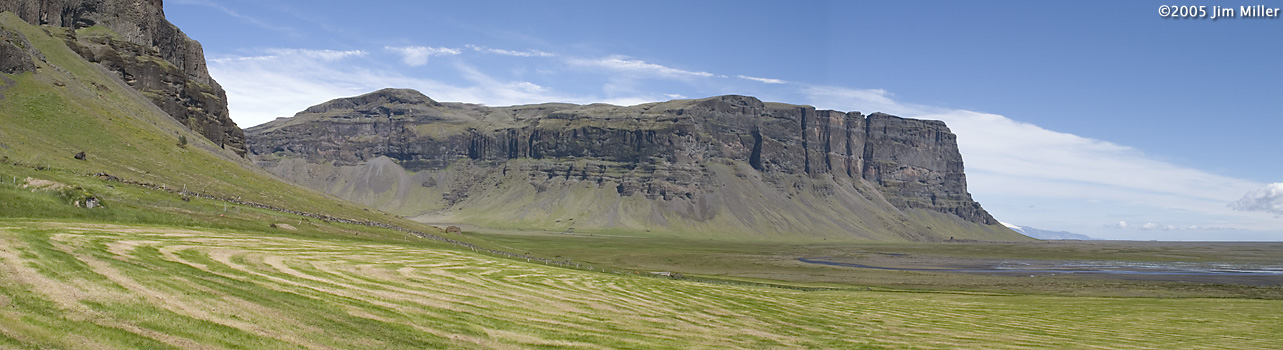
[0,26,39,74]
[0,40,35,74]
[1,0,245,155]
[248,89,999,228]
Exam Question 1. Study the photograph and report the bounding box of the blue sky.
[166,0,1282,240]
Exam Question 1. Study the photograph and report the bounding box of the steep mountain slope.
[0,11,438,233]
[1,0,244,155]
[248,89,1026,242]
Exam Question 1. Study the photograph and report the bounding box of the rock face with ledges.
[863,113,995,224]
[248,89,1008,240]
[1,0,245,155]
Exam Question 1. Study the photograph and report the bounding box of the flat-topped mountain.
[248,89,1023,241]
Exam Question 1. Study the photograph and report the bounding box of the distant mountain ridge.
[1002,223,1097,240]
[246,89,1027,242]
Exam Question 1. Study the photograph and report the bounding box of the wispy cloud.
[272,48,366,61]
[209,47,665,127]
[929,110,1261,206]
[209,49,365,64]
[737,75,787,84]
[1140,223,1206,231]
[384,46,462,66]
[569,55,714,79]
[1114,221,1226,231]
[465,45,554,57]
[802,86,918,115]
[170,0,300,37]
[208,49,380,126]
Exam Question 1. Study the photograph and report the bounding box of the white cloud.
[802,86,920,116]
[1134,222,1214,231]
[209,49,365,64]
[465,45,554,57]
[209,50,386,127]
[509,81,547,93]
[736,75,787,84]
[1115,221,1128,228]
[569,55,714,79]
[1230,183,1283,215]
[930,110,1259,203]
[271,48,366,61]
[999,222,1025,233]
[384,46,461,66]
[208,55,275,64]
[209,47,672,127]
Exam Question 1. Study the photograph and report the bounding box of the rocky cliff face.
[0,25,41,74]
[862,114,995,224]
[1,0,244,155]
[248,89,1008,241]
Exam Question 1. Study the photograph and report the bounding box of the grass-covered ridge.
[0,12,440,234]
[1,220,1280,349]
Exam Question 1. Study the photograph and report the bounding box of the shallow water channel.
[798,257,1283,286]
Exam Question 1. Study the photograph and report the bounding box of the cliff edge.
[248,89,1017,241]
[1,0,245,155]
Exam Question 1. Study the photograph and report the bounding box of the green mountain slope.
[0,13,438,234]
[269,155,1018,242]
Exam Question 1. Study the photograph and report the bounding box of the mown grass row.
[1,221,1280,349]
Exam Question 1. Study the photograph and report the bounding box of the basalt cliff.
[1,0,244,155]
[248,89,1021,241]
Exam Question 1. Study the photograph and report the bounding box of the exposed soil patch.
[21,177,69,191]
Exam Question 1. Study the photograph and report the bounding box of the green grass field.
[2,220,1280,349]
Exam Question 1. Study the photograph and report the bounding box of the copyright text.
[1158,5,1280,19]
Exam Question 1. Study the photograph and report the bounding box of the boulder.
[0,27,38,74]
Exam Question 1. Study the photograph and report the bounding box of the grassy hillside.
[266,155,1022,243]
[1,220,1279,349]
[0,13,438,234]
